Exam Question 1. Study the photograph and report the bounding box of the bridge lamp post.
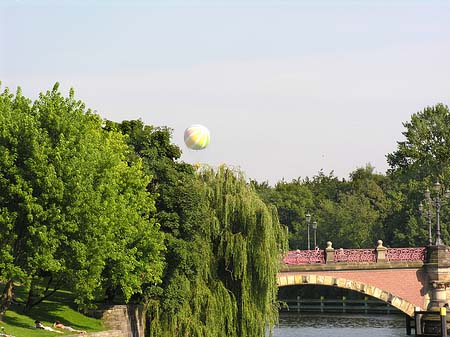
[306,213,311,250]
[312,221,318,249]
[419,200,433,246]
[421,181,450,246]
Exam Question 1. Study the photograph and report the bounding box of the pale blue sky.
[2,0,450,184]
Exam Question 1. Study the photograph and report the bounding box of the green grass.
[0,288,106,337]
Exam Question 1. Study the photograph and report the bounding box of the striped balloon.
[184,124,210,150]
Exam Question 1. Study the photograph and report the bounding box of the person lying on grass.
[53,321,86,334]
[34,320,63,334]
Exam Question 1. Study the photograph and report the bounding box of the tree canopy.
[146,165,287,337]
[385,103,450,246]
[0,84,164,316]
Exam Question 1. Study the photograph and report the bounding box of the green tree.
[254,179,313,250]
[313,166,390,248]
[105,120,214,333]
[303,171,348,248]
[147,166,288,337]
[0,85,45,315]
[304,170,347,203]
[109,121,287,336]
[0,84,164,316]
[386,104,450,246]
[348,165,391,244]
[103,120,198,303]
[387,104,450,182]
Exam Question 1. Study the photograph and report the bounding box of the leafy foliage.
[0,84,164,316]
[387,104,450,181]
[110,120,288,337]
[254,166,391,249]
[146,165,287,337]
[253,179,313,249]
[386,104,450,246]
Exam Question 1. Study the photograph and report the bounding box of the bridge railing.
[386,247,426,262]
[283,245,427,265]
[334,248,376,263]
[283,249,325,264]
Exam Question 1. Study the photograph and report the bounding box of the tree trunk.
[24,276,62,312]
[0,280,14,320]
[24,285,35,312]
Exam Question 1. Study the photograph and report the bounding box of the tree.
[109,121,287,336]
[0,84,164,316]
[302,171,348,248]
[386,104,450,246]
[387,103,450,182]
[304,170,347,203]
[106,120,216,334]
[254,179,313,249]
[146,165,288,337]
[319,193,379,248]
[348,165,391,243]
[104,120,199,302]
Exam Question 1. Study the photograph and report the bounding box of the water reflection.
[271,312,408,337]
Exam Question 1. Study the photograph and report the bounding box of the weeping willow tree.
[148,165,288,337]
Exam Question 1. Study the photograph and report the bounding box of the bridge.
[277,240,450,317]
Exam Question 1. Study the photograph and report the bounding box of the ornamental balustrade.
[386,247,426,262]
[283,249,325,264]
[283,247,427,265]
[334,248,376,263]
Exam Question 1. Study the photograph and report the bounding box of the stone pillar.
[376,240,387,263]
[325,241,334,264]
[430,281,450,308]
[425,245,450,309]
[423,245,450,334]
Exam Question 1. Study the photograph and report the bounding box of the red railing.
[334,248,376,263]
[283,247,427,265]
[386,247,426,262]
[283,249,325,264]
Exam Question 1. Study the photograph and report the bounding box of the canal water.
[270,312,408,337]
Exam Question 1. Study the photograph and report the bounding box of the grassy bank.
[1,288,105,337]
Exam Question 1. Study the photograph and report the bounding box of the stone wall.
[72,304,145,337]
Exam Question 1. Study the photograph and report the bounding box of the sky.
[1,0,450,185]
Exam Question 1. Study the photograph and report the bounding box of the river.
[270,312,408,337]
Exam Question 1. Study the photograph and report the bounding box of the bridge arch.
[277,273,418,316]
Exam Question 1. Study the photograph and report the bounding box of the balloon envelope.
[184,124,210,150]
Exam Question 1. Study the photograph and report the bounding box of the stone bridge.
[277,241,450,317]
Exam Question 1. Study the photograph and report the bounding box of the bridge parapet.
[283,249,325,264]
[387,247,426,262]
[334,248,376,263]
[283,242,426,265]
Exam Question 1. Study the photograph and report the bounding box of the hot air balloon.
[184,124,210,150]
